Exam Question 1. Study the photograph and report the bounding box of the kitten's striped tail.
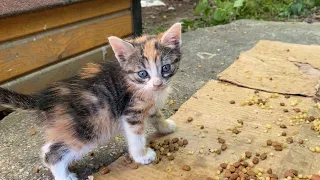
[0,87,37,110]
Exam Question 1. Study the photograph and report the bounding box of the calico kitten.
[0,23,182,180]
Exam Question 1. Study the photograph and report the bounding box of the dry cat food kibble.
[187,116,193,122]
[232,128,240,134]
[218,137,226,144]
[282,131,287,136]
[260,153,267,160]
[267,140,272,146]
[280,124,287,129]
[220,163,228,169]
[221,144,228,151]
[148,137,189,164]
[182,165,191,171]
[280,102,285,106]
[229,100,236,104]
[286,137,293,144]
[284,169,298,178]
[33,168,40,173]
[99,167,110,175]
[252,157,259,164]
[283,109,289,113]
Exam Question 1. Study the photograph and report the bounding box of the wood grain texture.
[1,46,114,94]
[0,0,131,42]
[0,12,132,83]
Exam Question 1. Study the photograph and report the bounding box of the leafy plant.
[182,0,319,31]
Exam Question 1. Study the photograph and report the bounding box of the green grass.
[182,0,320,31]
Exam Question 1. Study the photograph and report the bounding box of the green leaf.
[213,8,227,22]
[234,0,244,8]
[194,0,209,14]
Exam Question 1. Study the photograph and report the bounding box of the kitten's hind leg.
[149,110,176,134]
[41,142,91,180]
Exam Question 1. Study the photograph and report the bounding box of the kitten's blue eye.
[162,64,171,73]
[138,70,148,78]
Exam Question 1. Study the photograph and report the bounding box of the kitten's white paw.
[133,148,156,164]
[159,119,176,134]
[67,173,78,180]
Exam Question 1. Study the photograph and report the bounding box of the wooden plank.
[0,0,131,43]
[1,45,114,94]
[0,11,132,83]
[93,80,320,180]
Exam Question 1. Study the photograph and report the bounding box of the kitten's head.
[108,23,181,92]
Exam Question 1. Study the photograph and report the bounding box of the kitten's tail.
[0,87,37,110]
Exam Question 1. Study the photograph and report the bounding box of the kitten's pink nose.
[153,79,163,88]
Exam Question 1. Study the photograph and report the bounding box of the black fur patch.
[44,142,69,165]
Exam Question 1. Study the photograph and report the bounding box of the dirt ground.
[142,0,195,34]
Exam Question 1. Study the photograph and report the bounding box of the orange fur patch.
[80,63,101,79]
[143,40,158,62]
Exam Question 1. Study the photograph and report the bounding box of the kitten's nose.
[153,79,163,88]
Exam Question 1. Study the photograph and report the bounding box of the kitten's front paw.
[133,148,156,165]
[158,119,176,134]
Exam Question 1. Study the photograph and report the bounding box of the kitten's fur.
[0,23,181,180]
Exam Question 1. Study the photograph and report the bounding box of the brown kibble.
[255,153,260,157]
[218,137,226,144]
[230,173,239,180]
[172,137,179,143]
[220,163,228,169]
[280,124,287,129]
[245,151,252,158]
[280,102,285,106]
[284,171,294,178]
[248,169,256,176]
[230,100,236,104]
[309,116,316,122]
[283,109,289,113]
[298,139,304,144]
[288,169,298,176]
[274,146,283,151]
[252,157,259,164]
[229,165,236,173]
[200,125,204,129]
[311,175,320,180]
[33,168,39,173]
[267,168,273,174]
[182,165,191,171]
[260,153,267,160]
[163,139,170,145]
[178,140,184,146]
[285,95,290,99]
[233,128,240,134]
[131,163,139,169]
[224,170,232,178]
[183,139,188,145]
[99,167,110,174]
[187,116,193,122]
[267,140,272,146]
[241,161,248,167]
[30,130,37,135]
[221,144,227,151]
[248,102,254,106]
[168,155,175,161]
[216,149,221,155]
[270,174,278,179]
[272,141,281,147]
[269,77,273,80]
[286,137,293,144]
[233,162,241,168]
[293,108,301,113]
[281,132,287,136]
[238,171,245,178]
[169,145,175,152]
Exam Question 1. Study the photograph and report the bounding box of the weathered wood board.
[218,40,320,97]
[94,81,320,180]
[0,0,131,43]
[92,40,320,180]
[0,11,132,83]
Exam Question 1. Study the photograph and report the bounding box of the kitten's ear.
[108,36,135,65]
[161,23,182,48]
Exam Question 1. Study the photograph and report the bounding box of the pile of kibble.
[148,137,188,164]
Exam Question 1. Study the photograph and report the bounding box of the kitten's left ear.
[161,23,182,48]
[108,36,135,66]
